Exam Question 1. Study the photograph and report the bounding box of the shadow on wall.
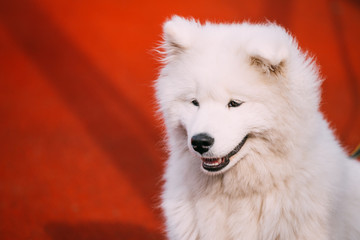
[45,222,165,240]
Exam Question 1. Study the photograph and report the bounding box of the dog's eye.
[191,99,200,107]
[227,99,243,108]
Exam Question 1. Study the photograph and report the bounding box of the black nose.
[191,133,214,154]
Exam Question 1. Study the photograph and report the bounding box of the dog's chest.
[192,193,302,240]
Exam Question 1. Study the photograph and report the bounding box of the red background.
[0,0,359,239]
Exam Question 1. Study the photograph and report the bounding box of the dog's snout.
[191,133,214,154]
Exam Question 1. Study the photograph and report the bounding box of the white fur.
[155,16,360,240]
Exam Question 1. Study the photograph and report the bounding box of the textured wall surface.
[0,0,359,239]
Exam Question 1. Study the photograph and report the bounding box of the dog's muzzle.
[199,134,249,172]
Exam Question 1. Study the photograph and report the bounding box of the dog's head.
[155,16,321,175]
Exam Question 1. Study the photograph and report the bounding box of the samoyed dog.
[155,16,360,240]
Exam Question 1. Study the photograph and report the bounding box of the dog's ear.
[246,24,291,77]
[249,55,286,77]
[162,16,197,58]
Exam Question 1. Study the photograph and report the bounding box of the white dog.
[155,16,360,240]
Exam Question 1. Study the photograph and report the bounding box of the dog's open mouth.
[201,134,249,172]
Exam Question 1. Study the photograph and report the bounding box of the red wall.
[0,0,359,239]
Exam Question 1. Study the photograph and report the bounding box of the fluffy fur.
[155,16,360,240]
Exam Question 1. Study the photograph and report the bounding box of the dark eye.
[227,99,243,108]
[191,99,200,107]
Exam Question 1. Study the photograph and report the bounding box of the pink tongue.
[211,159,220,163]
[202,158,223,165]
